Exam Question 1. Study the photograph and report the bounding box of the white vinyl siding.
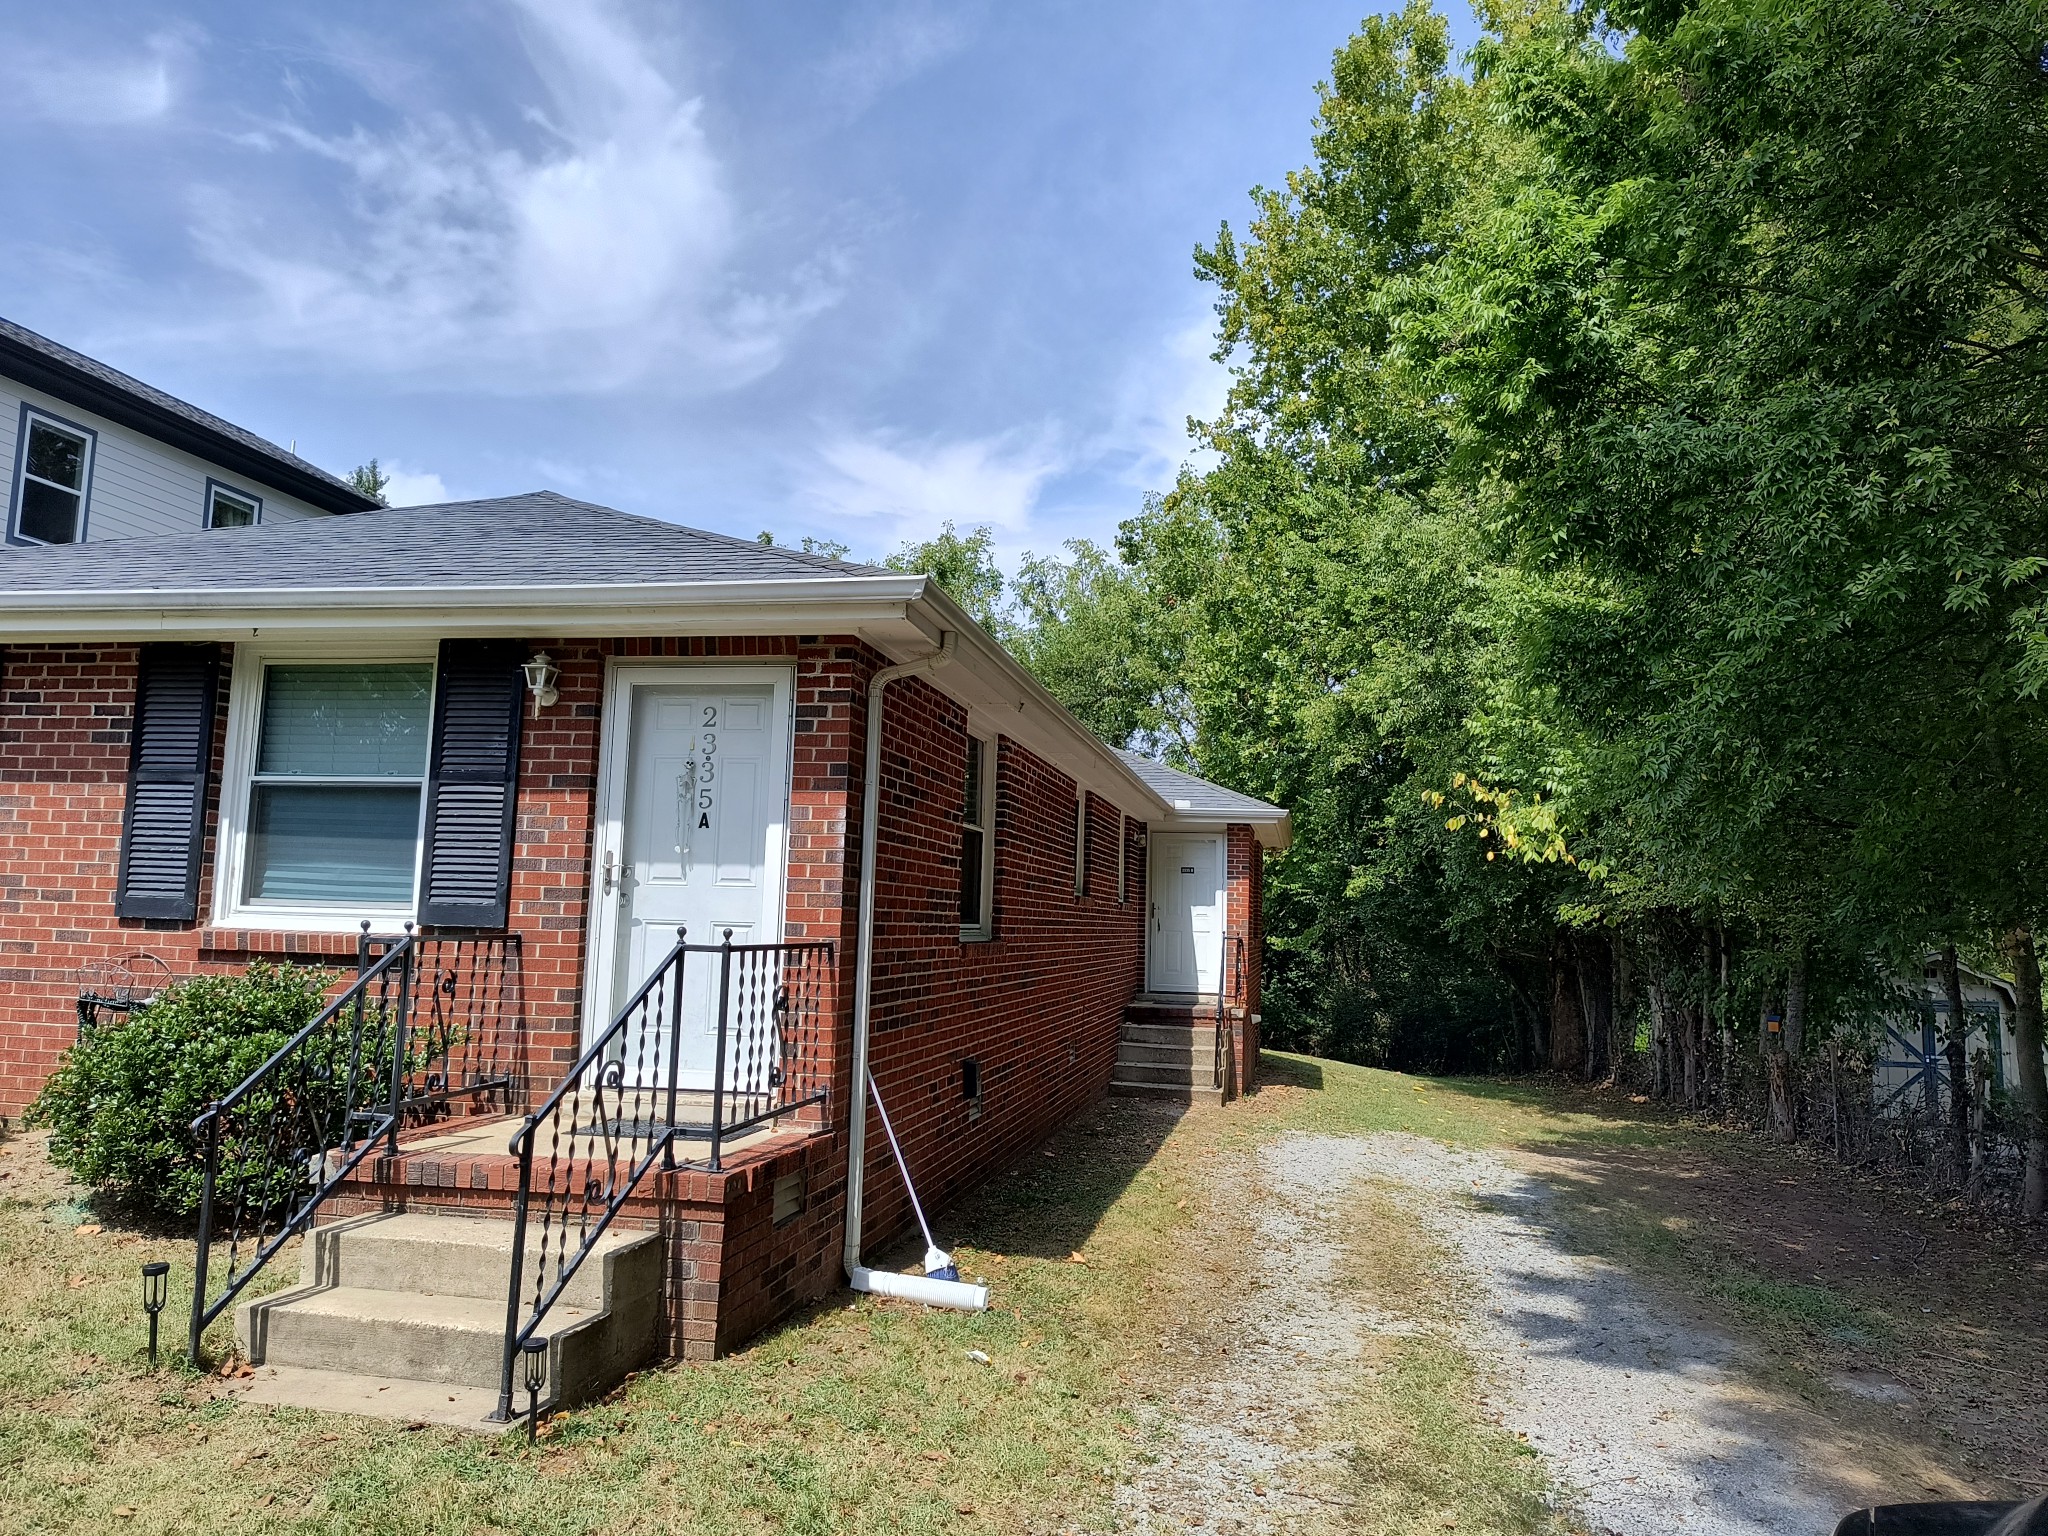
[0,376,334,542]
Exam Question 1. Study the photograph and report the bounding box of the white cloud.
[799,429,1066,550]
[1105,314,1230,493]
[0,30,190,126]
[818,7,969,119]
[189,0,833,392]
[381,464,450,507]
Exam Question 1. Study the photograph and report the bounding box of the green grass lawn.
[7,1054,2015,1533]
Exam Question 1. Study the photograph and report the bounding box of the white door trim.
[579,659,796,1048]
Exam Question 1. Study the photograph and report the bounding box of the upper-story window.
[206,481,262,529]
[10,408,95,545]
[959,733,996,940]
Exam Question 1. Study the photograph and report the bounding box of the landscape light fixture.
[522,1336,549,1443]
[522,652,560,715]
[141,1261,170,1368]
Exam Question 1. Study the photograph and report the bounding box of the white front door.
[1148,834,1223,994]
[587,666,791,1087]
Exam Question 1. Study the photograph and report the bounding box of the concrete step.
[1116,1039,1211,1068]
[1109,1078,1224,1107]
[1124,1000,1220,1025]
[237,1212,663,1412]
[297,1212,637,1312]
[234,1362,517,1434]
[1111,1059,1220,1088]
[1119,1022,1219,1049]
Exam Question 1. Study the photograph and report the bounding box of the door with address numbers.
[591,668,791,1088]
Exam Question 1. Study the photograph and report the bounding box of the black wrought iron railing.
[187,926,527,1362]
[1215,934,1248,1093]
[188,931,415,1361]
[494,929,831,1420]
[405,933,526,1122]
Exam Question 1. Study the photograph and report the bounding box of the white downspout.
[843,632,961,1286]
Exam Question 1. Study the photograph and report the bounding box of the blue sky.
[0,0,1479,568]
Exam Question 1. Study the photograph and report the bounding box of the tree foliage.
[1006,0,2048,1185]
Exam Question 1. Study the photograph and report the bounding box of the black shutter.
[116,644,221,921]
[417,640,526,929]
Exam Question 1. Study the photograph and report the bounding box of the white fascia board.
[0,574,931,642]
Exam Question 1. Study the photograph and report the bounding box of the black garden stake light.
[522,1336,548,1444]
[140,1261,170,1368]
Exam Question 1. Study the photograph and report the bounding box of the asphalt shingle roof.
[0,317,379,515]
[1114,749,1285,820]
[0,492,892,593]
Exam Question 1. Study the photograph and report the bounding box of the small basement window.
[959,733,996,940]
[206,482,261,529]
[12,410,94,545]
[220,656,435,924]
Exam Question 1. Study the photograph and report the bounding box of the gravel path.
[1119,1129,1859,1536]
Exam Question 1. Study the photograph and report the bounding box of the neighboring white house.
[1,315,375,548]
[1874,956,2032,1114]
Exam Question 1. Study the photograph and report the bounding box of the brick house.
[0,318,1287,1426]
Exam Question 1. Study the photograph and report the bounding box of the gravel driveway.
[1120,1129,1861,1536]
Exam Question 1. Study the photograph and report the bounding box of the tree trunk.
[1767,1042,1795,1141]
[1612,938,1634,1076]
[1966,1045,1991,1202]
[1718,928,1732,1108]
[1575,932,1612,1083]
[2003,926,2048,1220]
[1648,978,1670,1098]
[1938,944,1971,1189]
[1784,940,1808,1061]
[1550,938,1585,1077]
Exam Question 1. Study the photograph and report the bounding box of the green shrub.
[28,962,336,1222]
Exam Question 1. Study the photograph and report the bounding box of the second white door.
[1148,834,1223,994]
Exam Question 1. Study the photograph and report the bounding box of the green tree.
[885,522,1009,633]
[348,460,391,505]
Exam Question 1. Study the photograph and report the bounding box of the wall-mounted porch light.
[522,652,560,715]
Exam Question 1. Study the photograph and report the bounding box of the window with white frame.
[1117,813,1129,903]
[959,733,996,940]
[206,482,261,529]
[220,655,435,923]
[12,410,94,545]
[1074,793,1090,899]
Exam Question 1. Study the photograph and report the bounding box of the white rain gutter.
[843,631,984,1309]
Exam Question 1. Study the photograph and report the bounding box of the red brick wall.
[0,635,1166,1353]
[0,638,872,1119]
[1226,823,1267,1089]
[853,672,1149,1262]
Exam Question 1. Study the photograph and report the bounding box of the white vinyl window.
[959,733,996,941]
[217,651,435,928]
[206,482,261,529]
[11,410,94,545]
[1074,793,1090,900]
[1117,814,1129,904]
